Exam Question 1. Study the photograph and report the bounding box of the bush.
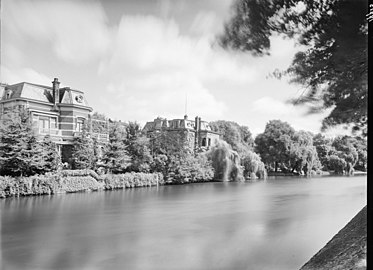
[61,169,101,181]
[0,175,59,198]
[103,172,163,190]
[59,176,102,193]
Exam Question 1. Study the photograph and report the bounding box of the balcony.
[38,128,62,136]
[91,132,109,141]
[73,131,109,142]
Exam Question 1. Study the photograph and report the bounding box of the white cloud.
[251,96,301,116]
[95,15,257,122]
[1,66,51,86]
[189,11,218,36]
[4,0,111,65]
[250,96,331,134]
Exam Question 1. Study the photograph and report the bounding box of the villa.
[142,115,220,151]
[0,78,109,163]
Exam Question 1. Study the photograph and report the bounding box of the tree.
[126,135,153,173]
[328,155,347,175]
[349,136,367,171]
[210,120,254,154]
[71,129,95,170]
[102,122,131,174]
[288,131,321,174]
[313,133,334,170]
[0,107,43,176]
[241,150,266,179]
[207,140,243,181]
[254,120,295,172]
[125,121,142,141]
[219,0,367,134]
[151,131,190,157]
[39,135,61,173]
[331,136,359,174]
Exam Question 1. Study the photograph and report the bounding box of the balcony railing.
[91,132,109,141]
[74,131,109,142]
[38,128,62,136]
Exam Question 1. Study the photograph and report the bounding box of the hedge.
[103,172,164,190]
[0,171,164,198]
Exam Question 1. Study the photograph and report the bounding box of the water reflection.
[1,176,367,270]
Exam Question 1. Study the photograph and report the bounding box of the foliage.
[125,121,142,141]
[313,133,334,170]
[71,130,95,170]
[210,120,254,154]
[254,120,295,172]
[0,107,44,176]
[151,131,190,157]
[312,134,366,174]
[288,131,321,174]
[103,172,164,190]
[219,0,367,134]
[328,155,347,175]
[40,135,61,173]
[165,153,215,184]
[207,140,243,181]
[102,122,131,173]
[349,137,367,171]
[126,135,153,173]
[241,150,266,179]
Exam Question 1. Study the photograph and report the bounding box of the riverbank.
[300,205,367,270]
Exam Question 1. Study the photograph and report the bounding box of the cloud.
[250,96,330,134]
[251,96,301,116]
[1,66,51,86]
[4,0,111,65]
[96,15,256,122]
[189,11,218,36]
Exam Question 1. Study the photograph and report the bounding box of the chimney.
[195,116,199,131]
[52,78,60,105]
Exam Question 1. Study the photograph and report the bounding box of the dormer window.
[6,90,13,99]
[75,95,83,103]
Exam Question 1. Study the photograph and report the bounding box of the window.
[50,118,57,129]
[76,118,84,132]
[202,138,206,147]
[6,90,12,99]
[39,117,50,134]
[208,138,211,146]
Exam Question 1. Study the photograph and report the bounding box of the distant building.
[142,115,220,151]
[0,78,108,163]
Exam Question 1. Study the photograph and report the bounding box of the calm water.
[0,176,367,270]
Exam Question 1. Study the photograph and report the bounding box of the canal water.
[0,176,366,270]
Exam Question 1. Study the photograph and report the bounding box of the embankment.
[300,205,367,270]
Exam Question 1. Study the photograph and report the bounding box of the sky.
[1,0,348,136]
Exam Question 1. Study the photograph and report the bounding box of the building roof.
[142,116,217,134]
[1,82,90,107]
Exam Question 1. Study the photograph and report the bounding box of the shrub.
[103,172,163,190]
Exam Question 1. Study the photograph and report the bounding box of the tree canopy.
[210,120,254,154]
[220,0,367,135]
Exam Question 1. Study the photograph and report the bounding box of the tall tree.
[210,120,254,154]
[0,107,42,176]
[126,135,153,173]
[71,129,95,170]
[255,120,295,172]
[39,135,61,173]
[102,122,131,173]
[219,0,367,135]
